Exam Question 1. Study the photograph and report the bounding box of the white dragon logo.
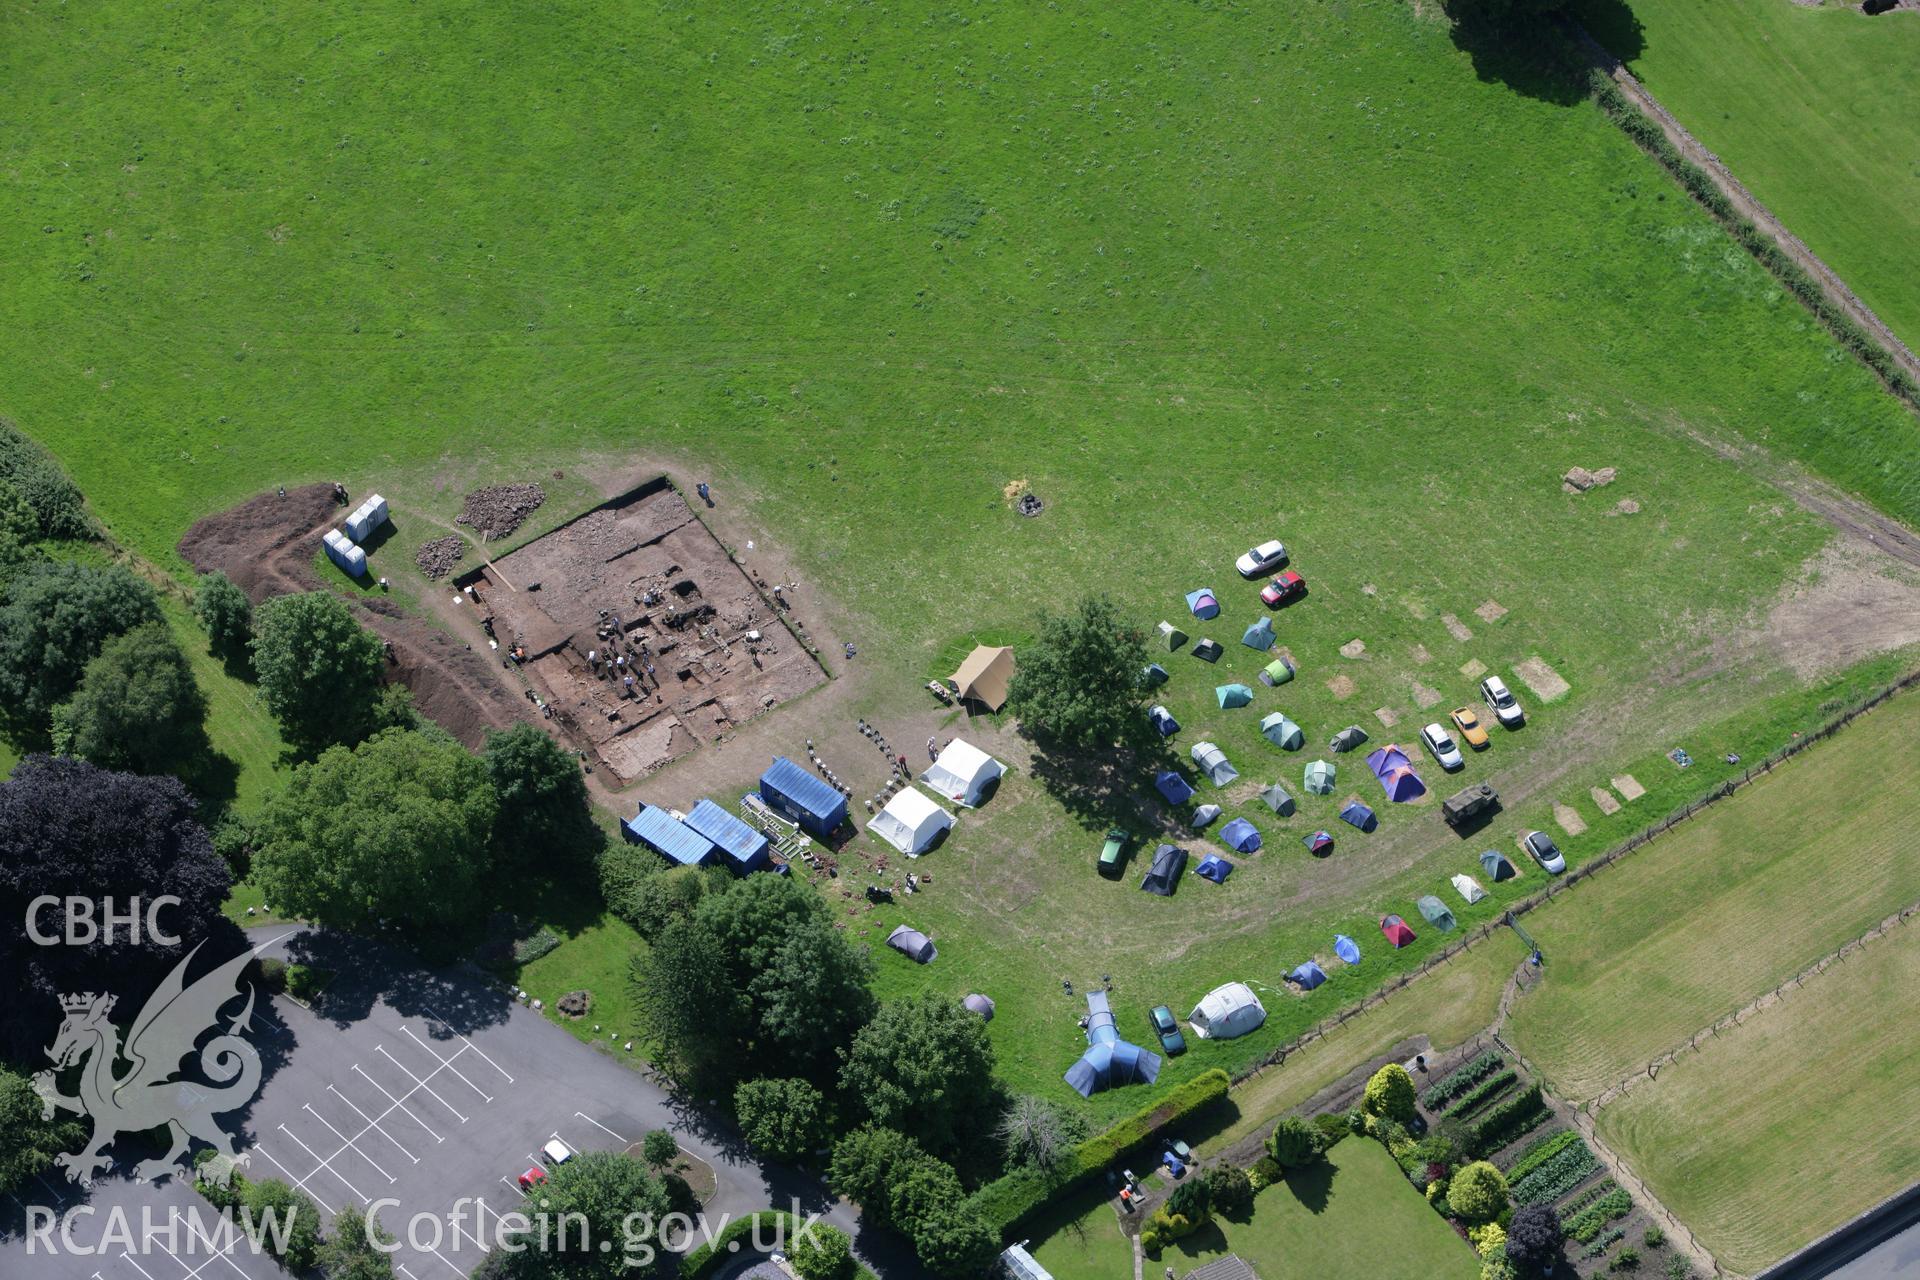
[33,941,269,1188]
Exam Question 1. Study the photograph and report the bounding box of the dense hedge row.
[1472,1084,1546,1154]
[1443,1069,1518,1119]
[969,1068,1232,1236]
[1422,1050,1504,1110]
[1587,70,1920,413]
[680,1211,799,1279]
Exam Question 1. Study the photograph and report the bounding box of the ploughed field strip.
[461,478,825,783]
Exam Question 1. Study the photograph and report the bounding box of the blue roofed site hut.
[758,756,848,838]
[623,804,720,868]
[684,798,773,874]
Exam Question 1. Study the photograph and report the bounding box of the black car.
[1148,1005,1187,1056]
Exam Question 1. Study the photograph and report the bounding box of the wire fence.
[1231,667,1920,1086]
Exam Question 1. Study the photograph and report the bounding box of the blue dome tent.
[1195,854,1234,883]
[1334,934,1362,965]
[1219,818,1262,852]
[1289,961,1328,990]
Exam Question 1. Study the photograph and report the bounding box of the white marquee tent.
[921,739,1006,808]
[870,787,954,856]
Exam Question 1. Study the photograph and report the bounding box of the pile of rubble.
[1563,466,1617,493]
[415,535,466,580]
[456,483,546,540]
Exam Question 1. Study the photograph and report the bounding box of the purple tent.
[1365,745,1427,802]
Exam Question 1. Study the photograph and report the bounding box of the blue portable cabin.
[623,804,719,868]
[685,798,772,874]
[758,757,848,838]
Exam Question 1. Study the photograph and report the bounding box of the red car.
[1261,571,1306,607]
[517,1167,547,1191]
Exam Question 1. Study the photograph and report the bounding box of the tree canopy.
[1005,594,1151,750]
[735,1077,832,1164]
[252,728,497,929]
[841,994,999,1159]
[1364,1063,1418,1122]
[250,592,386,754]
[0,757,232,1059]
[51,622,209,774]
[0,560,162,738]
[1267,1114,1320,1168]
[791,1223,856,1280]
[1505,1203,1566,1275]
[0,1065,85,1194]
[315,1206,395,1280]
[195,571,253,665]
[483,722,598,869]
[1448,1160,1510,1222]
[628,917,750,1088]
[497,1150,672,1280]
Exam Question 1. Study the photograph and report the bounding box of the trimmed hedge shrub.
[1424,1050,1504,1109]
[969,1068,1231,1236]
[681,1211,800,1279]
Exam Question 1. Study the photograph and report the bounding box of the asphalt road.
[0,927,920,1279]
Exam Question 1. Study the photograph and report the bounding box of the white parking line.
[277,1122,370,1204]
[248,1145,338,1215]
[376,1045,470,1124]
[303,1102,396,1185]
[117,1252,161,1280]
[573,1112,628,1143]
[425,1007,516,1084]
[352,1063,443,1144]
[402,1026,494,1104]
[427,1242,467,1276]
[328,1084,419,1164]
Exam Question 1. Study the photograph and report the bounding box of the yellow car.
[1450,706,1491,750]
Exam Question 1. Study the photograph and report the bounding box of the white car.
[1420,723,1464,771]
[1480,675,1525,727]
[1235,539,1288,577]
[1522,830,1565,874]
[541,1138,575,1168]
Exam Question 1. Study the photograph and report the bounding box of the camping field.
[1594,921,1920,1274]
[1503,686,1920,1101]
[6,0,1920,1127]
[1030,1135,1480,1280]
[1580,0,1920,355]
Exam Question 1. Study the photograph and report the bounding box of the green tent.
[1157,621,1188,651]
[1216,683,1254,709]
[1303,759,1337,795]
[1261,712,1304,750]
[1260,657,1295,686]
[1261,784,1296,816]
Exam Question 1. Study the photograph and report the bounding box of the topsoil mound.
[457,484,545,541]
[177,483,340,601]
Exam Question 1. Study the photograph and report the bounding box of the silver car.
[1420,723,1464,771]
[1480,675,1525,727]
[1235,539,1288,577]
[1522,830,1565,874]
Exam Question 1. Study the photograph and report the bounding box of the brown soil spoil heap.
[458,483,546,540]
[461,478,826,784]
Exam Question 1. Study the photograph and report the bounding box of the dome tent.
[1334,934,1362,965]
[1185,587,1221,620]
[1155,771,1195,805]
[962,993,996,1021]
[1215,683,1254,709]
[1480,849,1519,882]
[1190,803,1223,829]
[1219,817,1261,852]
[1289,961,1327,990]
[1148,705,1181,737]
[1259,657,1296,686]
[1192,741,1240,787]
[1303,830,1335,856]
[1261,783,1296,816]
[1451,873,1488,904]
[1188,982,1266,1040]
[1241,617,1276,650]
[1064,991,1161,1097]
[1303,759,1337,794]
[1380,915,1417,948]
[1157,621,1188,651]
[1195,854,1233,884]
[886,924,937,964]
[1339,800,1377,832]
[1261,713,1305,750]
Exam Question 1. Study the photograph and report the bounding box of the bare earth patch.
[1459,658,1488,680]
[1514,655,1572,702]
[1373,706,1400,728]
[1404,597,1430,620]
[1764,542,1920,679]
[1340,638,1367,659]
[1475,599,1509,623]
[1591,787,1622,816]
[1410,644,1431,664]
[1410,681,1442,710]
[1613,498,1641,516]
[1554,803,1588,837]
[1441,613,1473,642]
[1614,774,1646,801]
[1326,674,1357,700]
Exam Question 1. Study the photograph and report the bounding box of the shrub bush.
[0,422,91,539]
[1481,1244,1517,1280]
[969,1068,1230,1235]
[1364,1063,1417,1122]
[792,1223,857,1280]
[1449,1161,1510,1223]
[1247,1155,1282,1192]
[1312,1111,1350,1150]
[1470,1222,1507,1256]
[1424,1050,1505,1109]
[1165,1176,1212,1225]
[1583,1227,1627,1259]
[1510,1139,1598,1205]
[1614,1246,1641,1271]
[1665,1258,1693,1280]
[1205,1163,1253,1214]
[1643,1226,1665,1249]
[1267,1115,1319,1168]
[681,1211,800,1279]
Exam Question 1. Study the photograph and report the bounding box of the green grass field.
[1596,921,1920,1274]
[1581,0,1920,354]
[1031,1137,1479,1280]
[1505,686,1920,1101]
[7,0,1920,1124]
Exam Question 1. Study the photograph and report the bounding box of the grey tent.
[1190,803,1222,829]
[1191,741,1240,787]
[1241,616,1276,650]
[1140,843,1187,895]
[1261,784,1296,816]
[1141,662,1170,688]
[1157,621,1188,651]
[1415,895,1458,932]
[886,924,937,963]
[1303,759,1337,794]
[962,993,996,1021]
[1261,712,1305,750]
[1330,725,1371,753]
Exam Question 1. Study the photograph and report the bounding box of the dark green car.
[1098,828,1129,878]
[1149,1005,1187,1056]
